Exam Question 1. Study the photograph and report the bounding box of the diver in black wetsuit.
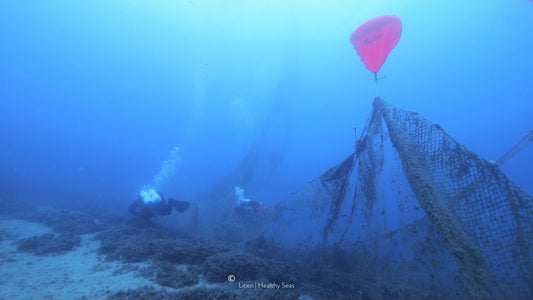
[234,199,266,216]
[128,189,190,220]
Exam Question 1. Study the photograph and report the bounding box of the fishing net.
[264,97,533,299]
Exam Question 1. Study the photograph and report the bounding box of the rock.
[139,262,200,289]
[16,233,81,255]
[26,210,103,235]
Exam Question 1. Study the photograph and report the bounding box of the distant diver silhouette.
[128,188,190,220]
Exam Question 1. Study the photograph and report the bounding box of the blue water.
[1,1,532,212]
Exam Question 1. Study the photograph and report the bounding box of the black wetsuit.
[129,194,190,219]
[234,200,264,216]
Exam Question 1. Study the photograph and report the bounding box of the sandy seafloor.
[0,218,157,300]
[0,206,309,300]
[0,199,466,300]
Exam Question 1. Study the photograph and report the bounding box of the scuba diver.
[129,188,190,220]
[233,186,266,216]
[234,199,266,216]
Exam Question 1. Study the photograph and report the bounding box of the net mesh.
[377,97,533,299]
[264,97,533,299]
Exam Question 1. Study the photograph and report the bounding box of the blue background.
[1,1,531,211]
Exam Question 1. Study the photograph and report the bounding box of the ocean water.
[1,1,531,209]
[0,1,532,299]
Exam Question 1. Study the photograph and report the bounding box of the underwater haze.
[2,1,533,300]
[1,0,532,212]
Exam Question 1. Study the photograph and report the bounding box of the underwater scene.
[1,1,532,299]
